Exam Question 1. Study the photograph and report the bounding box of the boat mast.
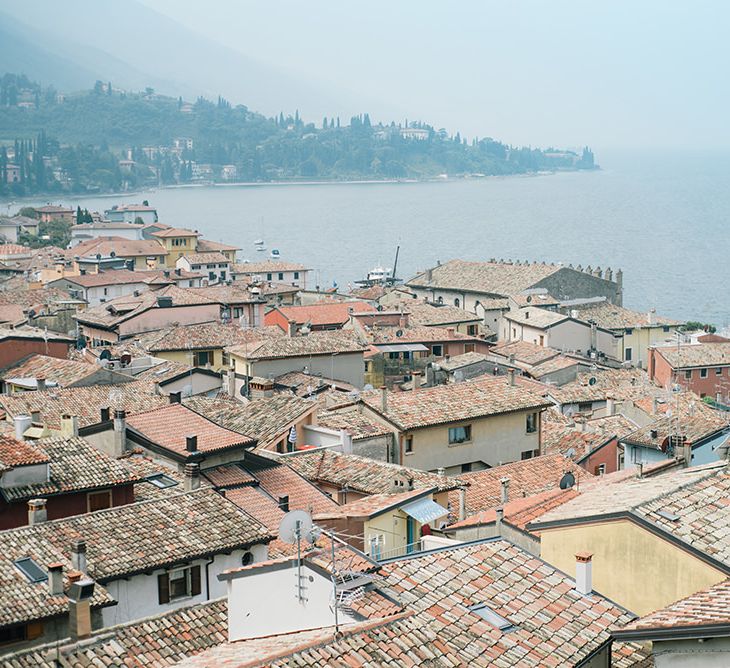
[391,245,400,283]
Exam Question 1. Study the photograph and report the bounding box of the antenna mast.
[391,245,400,284]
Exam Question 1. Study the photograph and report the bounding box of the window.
[266,273,272,281]
[625,328,633,335]
[158,565,201,604]
[663,326,670,333]
[209,271,216,281]
[146,473,178,489]
[467,324,477,336]
[526,412,538,433]
[103,287,108,296]
[88,489,112,512]
[464,343,475,353]
[220,271,226,280]
[368,534,385,560]
[625,347,632,362]
[594,464,606,475]
[700,368,708,378]
[461,462,472,473]
[389,351,399,360]
[405,436,413,454]
[222,351,230,367]
[512,327,517,339]
[521,450,535,460]
[0,622,42,646]
[716,367,723,376]
[684,369,692,379]
[14,557,47,583]
[241,551,254,566]
[468,603,515,632]
[578,402,592,412]
[194,350,213,366]
[539,335,544,346]
[431,344,443,357]
[437,296,443,304]
[448,425,471,444]
[454,298,460,307]
[294,271,299,279]
[278,272,284,280]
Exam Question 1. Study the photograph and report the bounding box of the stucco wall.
[652,637,730,667]
[539,519,725,615]
[118,304,219,338]
[241,351,365,389]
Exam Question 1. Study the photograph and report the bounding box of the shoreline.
[0,168,599,206]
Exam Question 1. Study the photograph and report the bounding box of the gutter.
[612,623,730,642]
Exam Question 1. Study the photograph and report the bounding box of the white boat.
[270,249,281,259]
[253,239,264,246]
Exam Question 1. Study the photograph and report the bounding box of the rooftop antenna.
[391,245,400,284]
[278,510,317,603]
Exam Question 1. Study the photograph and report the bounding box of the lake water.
[9,149,730,327]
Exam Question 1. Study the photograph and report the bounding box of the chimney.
[652,396,659,415]
[500,477,510,504]
[636,462,644,479]
[411,371,421,392]
[36,377,46,392]
[575,552,593,595]
[495,507,504,536]
[184,462,200,491]
[113,409,127,457]
[100,407,110,422]
[27,498,47,525]
[647,308,655,326]
[169,391,182,404]
[605,396,615,417]
[226,366,236,397]
[67,574,94,641]
[590,322,597,351]
[175,267,181,276]
[683,441,692,468]
[14,414,32,441]
[437,467,446,477]
[60,414,79,438]
[278,495,290,512]
[380,386,388,413]
[287,320,297,337]
[71,540,87,574]
[425,267,433,282]
[47,562,64,595]
[507,369,515,386]
[31,410,42,424]
[458,487,467,521]
[446,327,455,338]
[186,434,198,453]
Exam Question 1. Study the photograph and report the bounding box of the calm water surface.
[10,150,730,326]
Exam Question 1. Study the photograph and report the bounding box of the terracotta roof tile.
[181,251,230,265]
[233,260,310,274]
[1,353,104,388]
[272,301,376,327]
[569,301,682,329]
[228,330,368,360]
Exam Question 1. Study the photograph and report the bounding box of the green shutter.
[157,573,170,604]
[190,565,202,597]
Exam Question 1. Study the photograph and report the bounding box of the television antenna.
[559,471,576,489]
[278,510,318,603]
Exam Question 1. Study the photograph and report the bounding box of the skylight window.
[468,603,515,631]
[146,473,178,489]
[15,557,48,583]
[656,510,680,522]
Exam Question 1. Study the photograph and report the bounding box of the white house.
[232,260,311,289]
[104,204,159,225]
[177,252,231,285]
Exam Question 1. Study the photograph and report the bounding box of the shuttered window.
[158,564,202,605]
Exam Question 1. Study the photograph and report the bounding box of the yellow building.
[151,228,202,267]
[530,462,730,615]
[314,487,448,560]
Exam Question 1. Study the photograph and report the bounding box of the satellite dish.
[526,295,532,303]
[564,447,577,460]
[120,353,132,366]
[559,471,576,489]
[395,329,403,338]
[278,510,315,544]
[99,349,112,361]
[588,377,597,386]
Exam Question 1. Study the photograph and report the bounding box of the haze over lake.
[19,149,730,327]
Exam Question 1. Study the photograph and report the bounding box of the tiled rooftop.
[196,238,241,252]
[408,258,563,296]
[0,380,169,428]
[274,370,356,396]
[0,488,273,583]
[569,301,682,329]
[654,341,730,369]
[66,235,167,258]
[614,579,730,636]
[368,324,479,344]
[272,301,376,327]
[448,453,589,516]
[392,299,482,326]
[127,403,257,456]
[137,322,283,352]
[151,227,200,238]
[60,269,180,288]
[233,260,310,273]
[504,306,570,329]
[228,330,368,360]
[439,351,490,370]
[1,353,103,388]
[0,435,143,502]
[283,448,463,495]
[492,340,561,366]
[316,404,393,439]
[0,434,49,471]
[313,487,432,520]
[182,251,230,265]
[543,428,611,461]
[547,368,654,405]
[184,394,316,449]
[362,375,551,430]
[622,413,729,450]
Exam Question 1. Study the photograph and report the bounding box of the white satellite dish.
[564,447,577,460]
[278,510,315,545]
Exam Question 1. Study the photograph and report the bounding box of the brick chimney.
[47,562,64,595]
[184,462,200,491]
[71,540,87,574]
[249,378,274,399]
[113,409,127,457]
[287,320,297,337]
[575,552,593,595]
[28,498,47,525]
[411,371,421,392]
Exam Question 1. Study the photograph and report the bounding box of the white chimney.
[184,462,201,491]
[495,507,504,535]
[28,498,47,525]
[508,369,515,386]
[458,487,467,521]
[60,414,80,438]
[227,366,236,397]
[500,477,510,504]
[14,414,32,441]
[71,540,87,574]
[575,552,593,595]
[647,308,655,326]
[36,377,46,392]
[605,396,615,417]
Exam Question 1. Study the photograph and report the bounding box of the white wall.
[226,562,356,642]
[101,545,267,627]
[653,637,730,668]
[237,351,365,389]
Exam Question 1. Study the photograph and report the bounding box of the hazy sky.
[138,0,729,151]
